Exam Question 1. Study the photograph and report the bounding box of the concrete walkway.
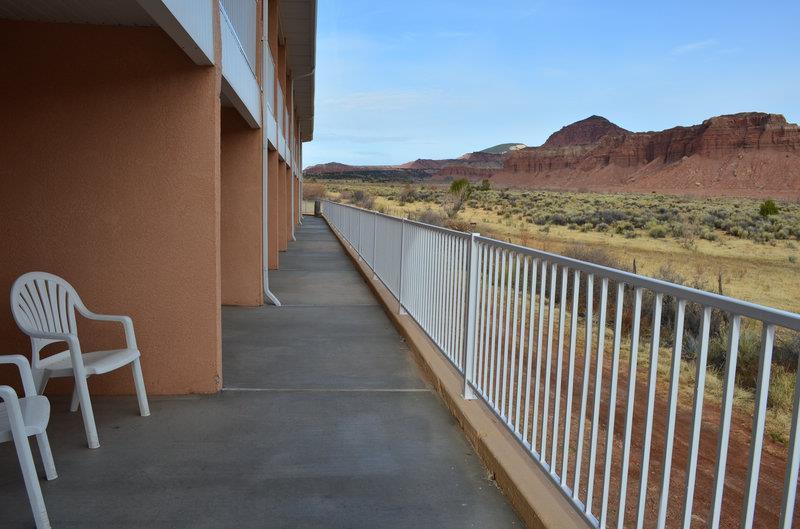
[0,216,520,528]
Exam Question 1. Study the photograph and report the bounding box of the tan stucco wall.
[221,107,264,306]
[0,20,222,395]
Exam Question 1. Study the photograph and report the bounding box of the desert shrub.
[398,184,418,205]
[775,331,800,369]
[476,179,492,191]
[648,224,667,238]
[729,225,747,238]
[302,182,326,200]
[614,221,634,235]
[414,208,445,227]
[699,228,717,241]
[707,322,761,387]
[595,222,609,232]
[351,189,375,209]
[769,366,796,414]
[445,218,474,232]
[760,199,779,217]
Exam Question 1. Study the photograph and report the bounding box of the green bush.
[648,224,667,238]
[760,199,779,217]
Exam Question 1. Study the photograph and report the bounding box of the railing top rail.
[322,200,471,238]
[477,235,800,331]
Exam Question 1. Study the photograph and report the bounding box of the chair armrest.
[76,306,138,350]
[0,355,37,397]
[0,385,28,441]
[0,385,19,403]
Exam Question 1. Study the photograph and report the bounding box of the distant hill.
[303,143,524,180]
[305,113,800,198]
[479,143,527,155]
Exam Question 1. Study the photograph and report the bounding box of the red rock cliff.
[498,113,800,197]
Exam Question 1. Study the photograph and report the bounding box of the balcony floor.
[0,216,520,528]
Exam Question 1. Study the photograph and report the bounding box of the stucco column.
[284,164,293,244]
[294,177,301,224]
[267,149,280,268]
[278,161,288,251]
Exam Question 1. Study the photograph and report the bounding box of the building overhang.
[279,0,316,142]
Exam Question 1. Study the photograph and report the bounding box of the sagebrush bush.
[648,224,668,238]
[414,208,445,226]
[302,182,326,200]
[768,366,796,413]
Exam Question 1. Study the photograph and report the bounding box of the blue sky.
[304,0,800,167]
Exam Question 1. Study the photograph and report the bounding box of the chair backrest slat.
[11,272,82,367]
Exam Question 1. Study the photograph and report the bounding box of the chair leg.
[69,385,80,412]
[36,372,50,396]
[74,376,99,449]
[13,436,51,529]
[132,358,150,417]
[36,432,58,481]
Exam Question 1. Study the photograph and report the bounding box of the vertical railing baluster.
[532,260,548,454]
[586,277,608,515]
[779,353,800,529]
[617,287,643,529]
[462,233,480,399]
[515,257,530,434]
[574,273,594,499]
[494,251,509,409]
[477,244,489,396]
[709,314,741,529]
[561,269,580,486]
[488,248,500,402]
[506,254,521,421]
[541,262,557,462]
[551,266,569,474]
[484,245,495,396]
[372,210,377,270]
[635,292,663,529]
[523,258,540,448]
[600,282,625,528]
[500,253,516,419]
[656,299,687,528]
[680,306,713,529]
[454,238,466,368]
[740,323,776,529]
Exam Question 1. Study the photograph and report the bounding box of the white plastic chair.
[1,354,57,529]
[10,272,150,449]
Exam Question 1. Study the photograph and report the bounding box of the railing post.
[357,209,362,258]
[372,210,378,278]
[462,233,480,400]
[397,218,407,315]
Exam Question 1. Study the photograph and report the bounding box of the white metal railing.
[220,0,257,74]
[322,200,800,529]
[266,49,276,115]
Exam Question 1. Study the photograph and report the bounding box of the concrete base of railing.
[326,218,589,529]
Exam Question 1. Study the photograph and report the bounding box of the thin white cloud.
[314,131,415,144]
[671,38,718,55]
[321,89,444,111]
